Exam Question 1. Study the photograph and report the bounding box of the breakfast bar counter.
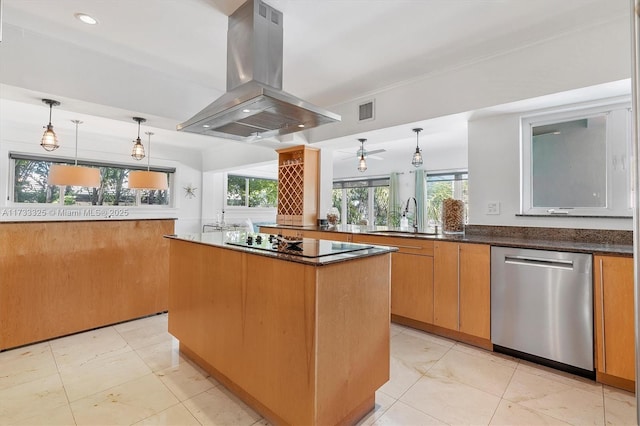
[166,232,395,425]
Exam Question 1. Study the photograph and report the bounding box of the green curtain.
[414,169,428,231]
[388,172,401,227]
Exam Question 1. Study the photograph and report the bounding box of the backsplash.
[465,225,632,245]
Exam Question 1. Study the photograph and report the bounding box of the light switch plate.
[486,201,500,215]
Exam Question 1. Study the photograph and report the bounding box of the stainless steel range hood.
[177,0,340,141]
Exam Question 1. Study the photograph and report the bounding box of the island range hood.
[177,0,341,141]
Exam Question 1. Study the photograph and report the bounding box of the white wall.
[0,99,203,233]
[468,107,632,230]
[309,15,630,144]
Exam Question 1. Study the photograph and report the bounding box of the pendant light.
[411,127,423,167]
[40,99,61,152]
[48,120,101,187]
[357,138,367,172]
[131,117,146,160]
[128,131,169,190]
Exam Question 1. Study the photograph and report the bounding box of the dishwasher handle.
[504,255,574,270]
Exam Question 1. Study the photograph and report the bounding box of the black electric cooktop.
[225,233,373,258]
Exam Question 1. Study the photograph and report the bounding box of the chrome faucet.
[404,197,418,232]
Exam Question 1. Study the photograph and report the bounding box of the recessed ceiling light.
[242,109,251,113]
[203,124,211,128]
[74,13,98,25]
[297,124,305,128]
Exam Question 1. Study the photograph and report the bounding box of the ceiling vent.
[358,100,375,122]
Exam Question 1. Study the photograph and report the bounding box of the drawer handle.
[504,256,573,270]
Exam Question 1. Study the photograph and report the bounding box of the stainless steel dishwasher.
[491,246,594,376]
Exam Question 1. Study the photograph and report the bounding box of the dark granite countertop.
[165,231,397,266]
[259,224,633,256]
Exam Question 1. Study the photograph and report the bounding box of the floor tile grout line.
[486,358,522,426]
[601,384,607,426]
[47,341,79,426]
[126,400,186,426]
[386,343,455,425]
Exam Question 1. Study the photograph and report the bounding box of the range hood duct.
[177,0,341,141]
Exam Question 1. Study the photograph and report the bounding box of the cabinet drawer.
[352,235,433,256]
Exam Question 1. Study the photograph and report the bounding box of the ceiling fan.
[335,148,386,161]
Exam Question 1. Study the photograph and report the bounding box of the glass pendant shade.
[47,120,101,188]
[131,138,145,160]
[358,155,367,172]
[40,99,60,151]
[41,125,59,151]
[411,148,423,167]
[357,138,367,172]
[131,117,146,160]
[411,127,424,167]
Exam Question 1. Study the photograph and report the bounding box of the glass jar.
[442,198,465,234]
[326,207,340,227]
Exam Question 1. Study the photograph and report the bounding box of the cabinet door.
[391,253,434,324]
[458,243,490,339]
[433,241,459,330]
[594,255,635,381]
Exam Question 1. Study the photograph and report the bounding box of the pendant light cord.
[146,132,154,172]
[73,120,81,166]
[73,120,80,166]
[48,103,53,126]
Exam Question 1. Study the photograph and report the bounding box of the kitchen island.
[0,219,174,350]
[166,232,395,426]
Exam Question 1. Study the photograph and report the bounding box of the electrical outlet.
[486,201,500,215]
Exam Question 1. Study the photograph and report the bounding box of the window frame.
[9,152,175,207]
[426,170,468,226]
[224,173,278,209]
[332,177,390,226]
[520,102,631,217]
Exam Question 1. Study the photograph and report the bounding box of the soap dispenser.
[400,213,409,231]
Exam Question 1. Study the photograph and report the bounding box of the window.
[426,171,468,227]
[333,177,389,225]
[226,174,277,208]
[11,154,173,206]
[521,102,631,216]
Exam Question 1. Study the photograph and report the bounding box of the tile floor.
[0,314,636,425]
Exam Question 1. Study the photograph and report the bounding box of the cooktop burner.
[225,233,373,258]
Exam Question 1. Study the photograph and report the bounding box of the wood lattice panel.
[276,145,318,226]
[278,161,304,215]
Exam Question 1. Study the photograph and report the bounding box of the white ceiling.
[0,0,631,163]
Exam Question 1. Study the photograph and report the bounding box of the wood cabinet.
[276,145,319,226]
[168,238,391,425]
[433,241,490,340]
[594,255,635,391]
[352,235,434,323]
[0,219,174,350]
